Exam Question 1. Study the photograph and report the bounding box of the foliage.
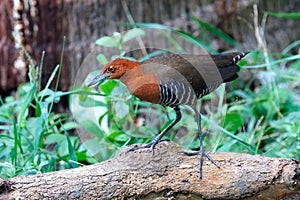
[77,13,300,164]
[1,9,300,178]
[0,37,85,178]
[75,13,300,166]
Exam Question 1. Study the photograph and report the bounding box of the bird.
[88,51,248,179]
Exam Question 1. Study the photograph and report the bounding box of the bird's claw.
[179,129,219,180]
[126,141,159,156]
[180,150,220,168]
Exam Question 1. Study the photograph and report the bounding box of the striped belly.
[158,81,221,107]
[158,81,196,107]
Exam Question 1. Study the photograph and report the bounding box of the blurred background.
[1,0,299,94]
[0,0,299,177]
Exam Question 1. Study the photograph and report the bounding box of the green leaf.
[115,100,129,119]
[107,131,129,143]
[122,28,145,43]
[96,54,108,65]
[39,89,76,99]
[38,88,54,98]
[59,122,78,132]
[45,133,65,145]
[0,125,13,131]
[202,115,256,153]
[78,88,89,102]
[79,96,107,108]
[73,89,106,97]
[265,11,300,18]
[98,111,108,125]
[75,151,87,162]
[100,80,118,94]
[26,117,44,152]
[65,131,78,168]
[80,119,105,138]
[36,101,49,125]
[82,139,102,156]
[35,102,42,117]
[42,91,66,103]
[12,121,22,165]
[4,96,14,103]
[39,65,60,101]
[0,115,12,124]
[216,138,238,152]
[17,83,36,124]
[113,32,122,41]
[95,36,119,48]
[222,113,243,133]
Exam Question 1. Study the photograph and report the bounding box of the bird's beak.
[87,73,109,87]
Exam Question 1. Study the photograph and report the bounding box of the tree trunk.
[0,0,26,95]
[1,142,299,199]
[1,0,299,94]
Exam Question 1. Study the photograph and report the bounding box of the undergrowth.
[1,7,299,178]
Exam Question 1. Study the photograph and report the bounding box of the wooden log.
[0,142,299,199]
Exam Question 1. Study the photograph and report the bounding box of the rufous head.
[87,58,139,86]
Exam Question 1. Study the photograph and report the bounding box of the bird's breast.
[120,72,161,104]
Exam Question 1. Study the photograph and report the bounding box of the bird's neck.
[117,59,140,80]
[120,64,143,85]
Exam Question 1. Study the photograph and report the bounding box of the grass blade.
[12,121,23,166]
[265,11,300,18]
[189,15,239,47]
[202,115,257,153]
[17,83,36,124]
[39,65,60,101]
[125,23,216,53]
[244,54,300,69]
[64,128,78,168]
[282,39,300,54]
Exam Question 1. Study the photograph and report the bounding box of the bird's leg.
[180,111,220,179]
[127,106,182,156]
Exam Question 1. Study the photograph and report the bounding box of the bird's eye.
[108,66,115,72]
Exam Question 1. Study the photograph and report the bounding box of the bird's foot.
[180,150,220,168]
[179,148,220,179]
[126,139,169,156]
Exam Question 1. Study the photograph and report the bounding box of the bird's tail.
[212,52,249,83]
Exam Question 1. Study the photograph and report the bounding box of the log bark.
[0,142,299,199]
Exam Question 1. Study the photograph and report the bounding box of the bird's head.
[87,58,139,86]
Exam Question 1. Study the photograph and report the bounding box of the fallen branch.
[0,142,299,199]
